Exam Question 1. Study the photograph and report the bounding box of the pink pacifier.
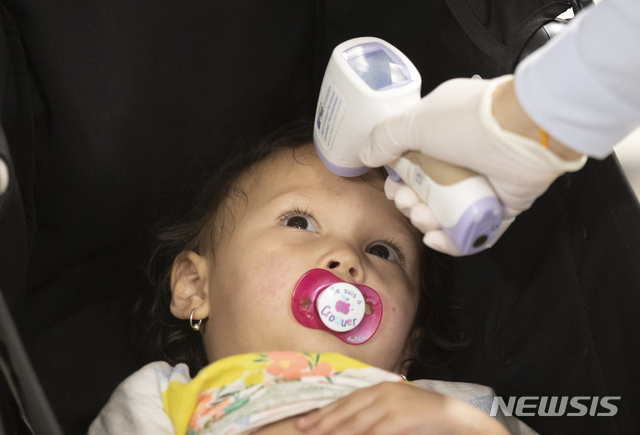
[291,269,383,345]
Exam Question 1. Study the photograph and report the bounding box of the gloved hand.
[360,75,587,256]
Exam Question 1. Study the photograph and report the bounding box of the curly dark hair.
[136,121,466,377]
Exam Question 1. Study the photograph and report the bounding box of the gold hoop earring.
[190,309,202,331]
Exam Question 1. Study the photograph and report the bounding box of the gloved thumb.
[359,109,415,168]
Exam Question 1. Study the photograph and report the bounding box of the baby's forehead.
[239,147,418,232]
[243,145,386,192]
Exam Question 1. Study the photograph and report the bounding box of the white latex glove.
[362,75,587,256]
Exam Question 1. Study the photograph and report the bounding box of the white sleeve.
[411,379,540,435]
[514,0,640,158]
[87,362,182,435]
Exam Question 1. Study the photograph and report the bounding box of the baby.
[89,123,526,434]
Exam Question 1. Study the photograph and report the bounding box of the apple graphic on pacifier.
[291,269,383,344]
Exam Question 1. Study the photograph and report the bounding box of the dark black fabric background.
[0,0,638,434]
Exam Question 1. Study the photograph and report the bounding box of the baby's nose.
[327,260,358,280]
[323,245,364,283]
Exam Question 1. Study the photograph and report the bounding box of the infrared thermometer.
[313,37,503,254]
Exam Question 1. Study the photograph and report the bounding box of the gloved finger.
[383,176,405,200]
[422,231,463,257]
[423,215,516,255]
[409,203,440,234]
[393,187,421,219]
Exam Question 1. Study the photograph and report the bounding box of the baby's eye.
[284,215,316,232]
[366,243,401,263]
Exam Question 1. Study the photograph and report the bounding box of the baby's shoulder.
[88,361,184,434]
[120,361,192,394]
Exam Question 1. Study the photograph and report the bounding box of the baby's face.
[202,145,423,372]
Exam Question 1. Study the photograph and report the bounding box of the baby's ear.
[170,251,210,321]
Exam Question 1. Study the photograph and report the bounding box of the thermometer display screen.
[346,48,411,90]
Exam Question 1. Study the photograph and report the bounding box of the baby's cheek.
[250,250,302,300]
[385,290,419,334]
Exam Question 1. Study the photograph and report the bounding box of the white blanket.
[88,353,536,434]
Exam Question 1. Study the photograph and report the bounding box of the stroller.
[1,0,638,433]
